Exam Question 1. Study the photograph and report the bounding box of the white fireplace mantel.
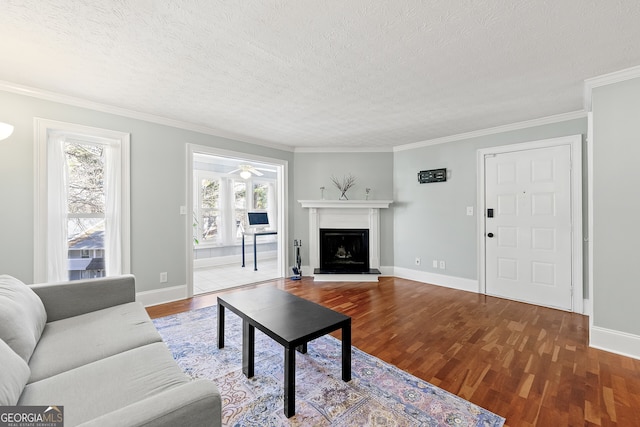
[298,200,393,209]
[298,199,393,281]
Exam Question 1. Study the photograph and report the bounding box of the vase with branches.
[331,174,357,200]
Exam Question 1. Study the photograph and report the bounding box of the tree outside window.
[65,142,106,280]
[253,182,269,209]
[200,178,220,243]
[234,181,247,238]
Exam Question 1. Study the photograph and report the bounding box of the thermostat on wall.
[418,168,447,183]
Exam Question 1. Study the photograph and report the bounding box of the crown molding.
[0,80,295,152]
[294,145,393,153]
[583,65,640,111]
[393,110,587,152]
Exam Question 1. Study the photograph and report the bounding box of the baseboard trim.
[393,267,479,293]
[137,285,188,307]
[590,326,640,360]
[302,265,478,291]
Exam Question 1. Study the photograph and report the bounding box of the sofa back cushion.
[0,275,47,362]
[0,338,31,405]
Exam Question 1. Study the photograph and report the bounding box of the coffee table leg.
[295,343,307,354]
[284,346,296,417]
[217,304,225,349]
[242,321,255,378]
[342,321,352,382]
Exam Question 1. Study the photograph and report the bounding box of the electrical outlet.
[439,261,446,270]
[466,206,474,216]
[432,260,438,268]
[415,257,421,266]
[160,272,168,283]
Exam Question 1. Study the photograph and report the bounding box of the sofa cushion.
[28,302,163,383]
[0,339,31,406]
[0,275,47,362]
[19,343,191,427]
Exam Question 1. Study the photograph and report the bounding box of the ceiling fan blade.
[249,167,264,176]
[227,164,265,176]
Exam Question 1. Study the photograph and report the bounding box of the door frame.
[186,144,288,298]
[476,135,583,312]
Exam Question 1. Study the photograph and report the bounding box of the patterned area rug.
[153,305,505,426]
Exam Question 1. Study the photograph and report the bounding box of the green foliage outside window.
[253,183,268,209]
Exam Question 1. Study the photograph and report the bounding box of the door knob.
[487,233,494,238]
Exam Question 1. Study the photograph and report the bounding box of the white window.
[34,119,130,282]
[196,175,222,245]
[252,181,270,210]
[193,171,276,247]
[233,179,247,239]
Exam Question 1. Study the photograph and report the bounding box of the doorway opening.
[186,145,287,296]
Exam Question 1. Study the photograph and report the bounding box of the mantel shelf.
[298,200,393,209]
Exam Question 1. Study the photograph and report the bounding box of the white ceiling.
[1,1,640,150]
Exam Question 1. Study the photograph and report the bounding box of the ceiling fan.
[228,164,264,179]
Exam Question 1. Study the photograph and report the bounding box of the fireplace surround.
[298,200,393,282]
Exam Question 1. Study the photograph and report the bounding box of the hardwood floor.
[146,276,640,426]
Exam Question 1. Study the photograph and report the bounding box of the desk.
[242,230,277,271]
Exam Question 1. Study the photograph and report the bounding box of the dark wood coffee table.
[217,287,351,418]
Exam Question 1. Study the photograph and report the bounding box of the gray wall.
[0,90,293,292]
[292,152,394,267]
[393,118,587,284]
[592,77,640,335]
[0,87,589,302]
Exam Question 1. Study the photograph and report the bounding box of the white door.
[484,145,573,310]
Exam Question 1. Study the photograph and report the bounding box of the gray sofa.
[0,274,221,427]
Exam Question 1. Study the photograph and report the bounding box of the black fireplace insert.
[318,228,369,273]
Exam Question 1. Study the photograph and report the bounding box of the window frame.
[193,171,277,249]
[34,118,130,282]
[194,171,224,247]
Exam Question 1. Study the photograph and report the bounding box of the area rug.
[153,305,505,426]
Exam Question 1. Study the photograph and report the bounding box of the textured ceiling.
[1,1,640,150]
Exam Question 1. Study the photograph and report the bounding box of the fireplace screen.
[319,228,369,273]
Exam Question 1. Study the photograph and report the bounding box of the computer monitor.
[247,212,269,229]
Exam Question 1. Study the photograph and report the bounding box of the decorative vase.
[331,174,356,201]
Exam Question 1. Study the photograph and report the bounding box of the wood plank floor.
[146,276,640,426]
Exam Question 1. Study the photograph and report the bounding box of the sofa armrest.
[76,380,221,427]
[29,275,136,322]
